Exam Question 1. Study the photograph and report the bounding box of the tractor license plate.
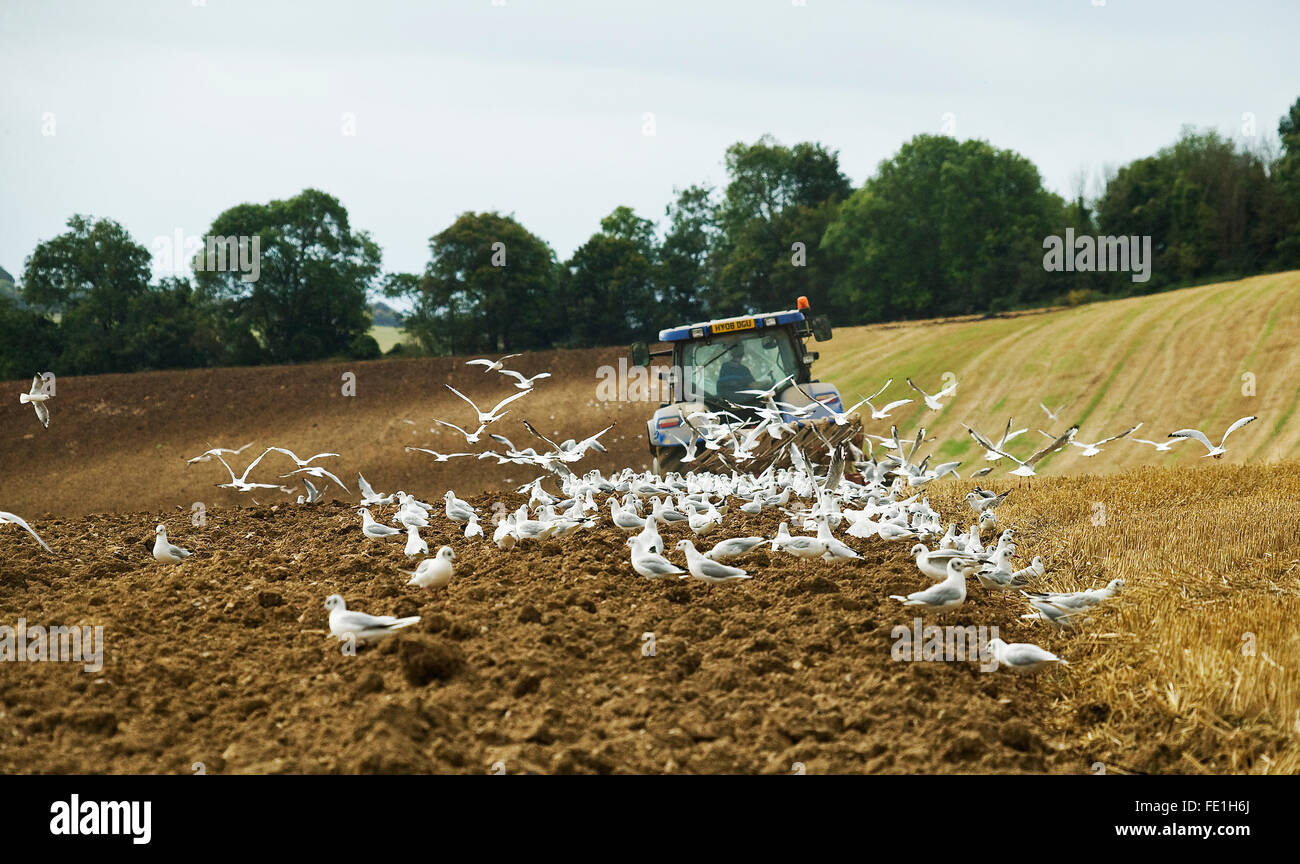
[712,317,755,334]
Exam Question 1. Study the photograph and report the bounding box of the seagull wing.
[33,401,50,427]
[522,420,564,452]
[1095,422,1142,446]
[0,511,53,553]
[444,384,483,416]
[1168,428,1214,452]
[1026,425,1079,466]
[1219,415,1257,447]
[488,389,531,416]
[28,375,43,396]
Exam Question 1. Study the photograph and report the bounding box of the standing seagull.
[0,511,54,553]
[983,638,1068,673]
[1169,416,1257,458]
[358,508,402,538]
[19,374,53,428]
[152,524,192,564]
[324,595,420,643]
[890,557,976,611]
[404,546,456,590]
[675,539,752,585]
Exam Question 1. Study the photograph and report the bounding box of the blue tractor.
[630,297,861,474]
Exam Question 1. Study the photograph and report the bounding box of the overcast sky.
[2,0,1297,288]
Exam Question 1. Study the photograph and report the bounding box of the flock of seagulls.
[1,357,1264,674]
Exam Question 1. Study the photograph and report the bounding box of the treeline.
[3,98,1298,376]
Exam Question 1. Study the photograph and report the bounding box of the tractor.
[630,296,862,474]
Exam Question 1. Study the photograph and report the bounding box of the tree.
[657,185,716,328]
[192,189,381,364]
[564,206,659,347]
[0,296,62,381]
[21,215,155,373]
[708,137,853,317]
[397,212,558,355]
[822,135,1063,321]
[1274,97,1300,267]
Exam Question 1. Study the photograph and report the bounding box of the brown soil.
[0,494,1085,774]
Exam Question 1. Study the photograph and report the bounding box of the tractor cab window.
[680,330,800,406]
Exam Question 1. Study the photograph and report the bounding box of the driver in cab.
[716,342,761,401]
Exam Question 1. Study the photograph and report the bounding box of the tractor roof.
[658,309,805,342]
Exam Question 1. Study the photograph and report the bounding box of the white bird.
[261,446,340,468]
[357,473,395,506]
[500,370,552,390]
[983,637,1067,673]
[965,419,1028,462]
[358,508,402,538]
[465,353,522,373]
[406,447,472,462]
[906,376,957,411]
[1051,423,1141,457]
[703,536,767,561]
[443,490,477,524]
[432,419,489,444]
[859,379,913,420]
[297,477,323,504]
[325,595,420,643]
[209,448,288,492]
[771,522,828,559]
[1130,436,1185,452]
[676,539,752,584]
[1169,416,1257,459]
[989,425,1078,478]
[152,524,191,564]
[444,384,530,425]
[18,374,52,428]
[282,465,349,493]
[186,442,254,465]
[1022,578,1125,627]
[404,523,428,556]
[890,557,975,611]
[403,546,456,589]
[627,537,686,579]
[1039,402,1067,423]
[0,511,53,553]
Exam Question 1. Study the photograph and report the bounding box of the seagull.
[186,442,254,465]
[965,419,1028,462]
[213,452,282,492]
[404,523,428,556]
[703,536,767,561]
[859,379,913,420]
[983,637,1067,673]
[890,557,975,611]
[1169,416,1257,459]
[0,511,53,553]
[405,447,473,462]
[965,489,1010,514]
[358,508,402,538]
[18,374,52,428]
[404,546,455,589]
[771,522,828,559]
[432,419,489,444]
[444,384,530,425]
[676,539,752,584]
[282,465,350,493]
[1130,436,1186,452]
[500,370,552,390]
[261,446,340,468]
[443,491,477,524]
[627,537,686,579]
[297,477,323,504]
[989,425,1078,478]
[152,524,192,564]
[1049,422,1141,457]
[324,595,420,643]
[1039,402,1067,423]
[906,376,957,411]
[357,473,395,506]
[736,373,797,403]
[465,354,522,374]
[1022,578,1125,628]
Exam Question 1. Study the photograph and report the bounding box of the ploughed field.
[2,462,1296,774]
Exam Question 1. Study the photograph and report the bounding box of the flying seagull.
[1169,416,1257,459]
